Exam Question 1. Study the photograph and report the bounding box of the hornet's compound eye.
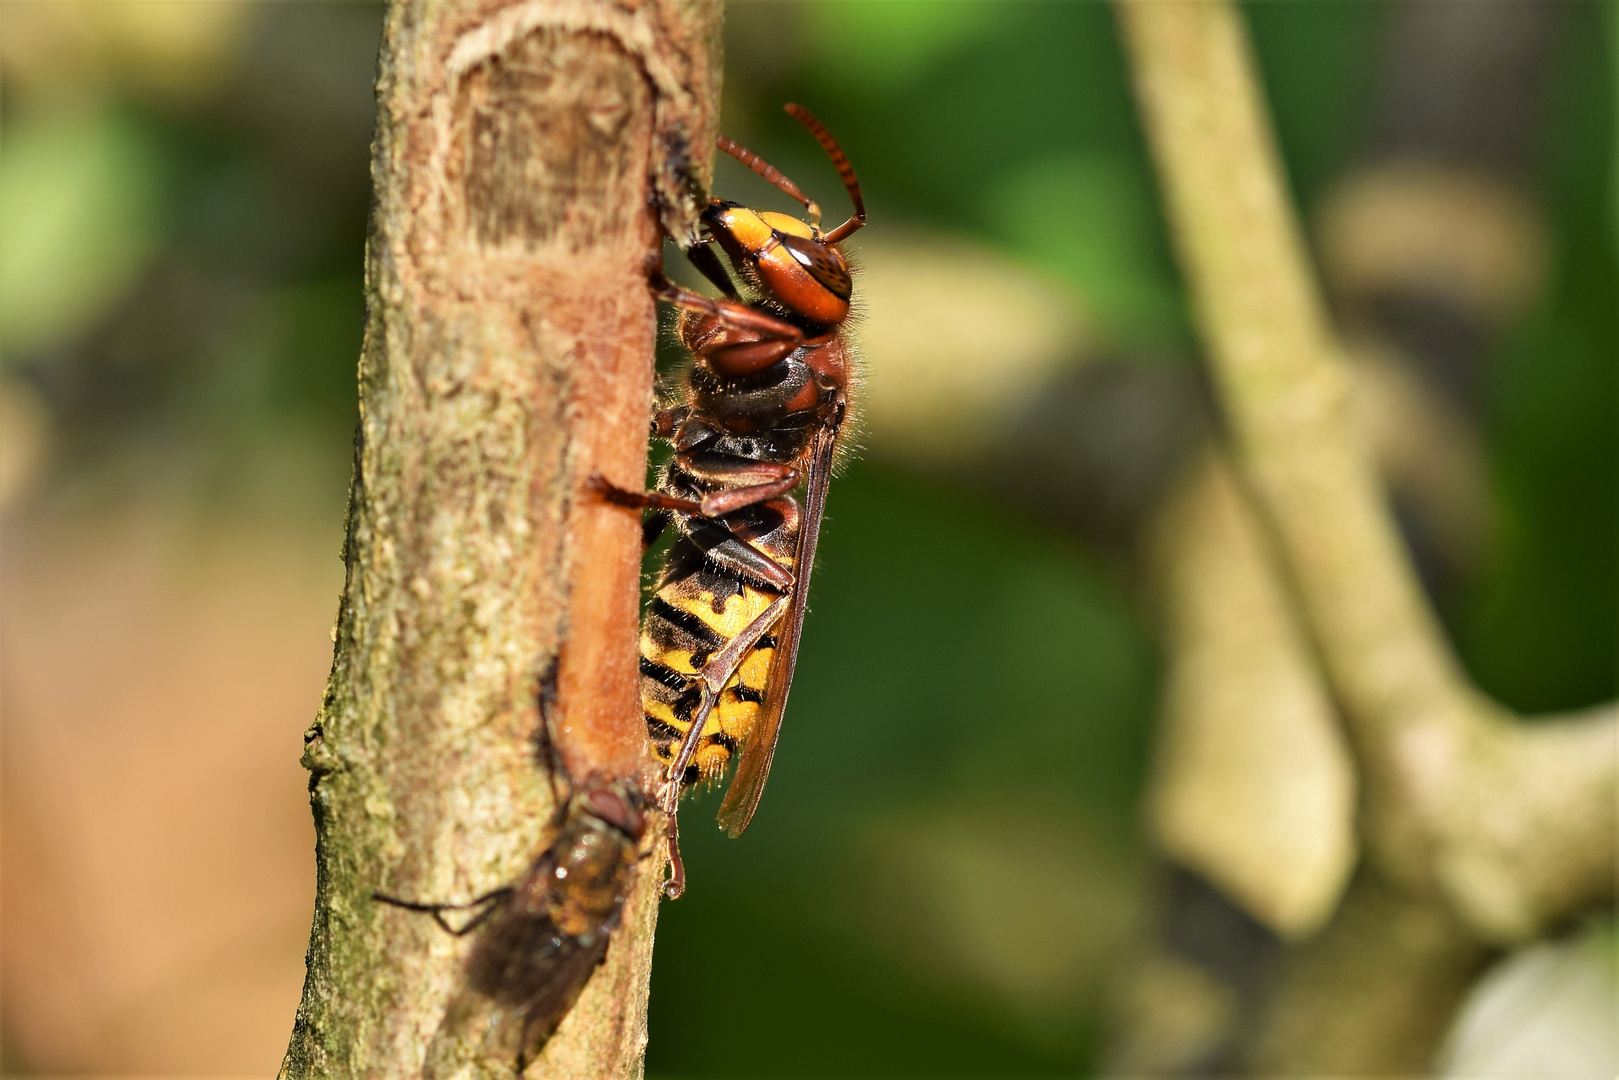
[778,234,852,300]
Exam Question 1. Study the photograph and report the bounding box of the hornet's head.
[703,103,865,328]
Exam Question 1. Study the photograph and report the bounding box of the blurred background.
[0,1,1612,1075]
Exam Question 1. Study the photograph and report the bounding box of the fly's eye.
[584,788,643,836]
[778,234,851,300]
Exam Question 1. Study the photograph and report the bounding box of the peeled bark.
[279,2,722,1077]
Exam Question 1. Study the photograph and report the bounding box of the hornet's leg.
[588,475,703,516]
[591,475,795,590]
[662,810,686,901]
[590,461,799,520]
[648,271,805,376]
[657,591,792,899]
[651,405,688,438]
[684,240,740,299]
[670,455,801,517]
[642,509,672,550]
[658,679,716,900]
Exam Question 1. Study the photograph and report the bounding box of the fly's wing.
[428,931,610,1077]
[475,909,612,1067]
[715,418,840,837]
[425,858,615,1077]
[508,932,613,1072]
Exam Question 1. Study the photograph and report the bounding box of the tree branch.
[1148,449,1358,939]
[279,2,721,1076]
[1242,868,1489,1073]
[1114,0,1612,943]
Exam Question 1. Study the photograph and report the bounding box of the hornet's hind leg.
[654,590,792,899]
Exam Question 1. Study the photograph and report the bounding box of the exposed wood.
[279,2,722,1077]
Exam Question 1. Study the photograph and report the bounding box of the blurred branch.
[1241,868,1489,1072]
[278,2,721,1077]
[1115,0,1612,948]
[1148,450,1357,940]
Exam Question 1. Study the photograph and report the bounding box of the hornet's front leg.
[647,270,804,376]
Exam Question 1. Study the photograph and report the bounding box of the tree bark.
[279,2,722,1077]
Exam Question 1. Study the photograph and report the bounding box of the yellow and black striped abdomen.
[640,540,791,784]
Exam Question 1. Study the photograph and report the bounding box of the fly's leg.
[373,887,513,936]
[534,657,565,804]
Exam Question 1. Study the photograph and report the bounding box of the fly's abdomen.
[640,543,789,784]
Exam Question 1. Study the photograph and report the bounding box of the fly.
[594,103,866,897]
[375,780,647,1073]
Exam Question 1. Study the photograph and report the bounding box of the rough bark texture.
[280,2,722,1077]
[1114,0,1615,1067]
[1148,450,1357,940]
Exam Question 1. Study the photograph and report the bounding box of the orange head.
[704,104,866,329]
[705,202,852,326]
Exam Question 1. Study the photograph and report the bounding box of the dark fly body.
[379,781,647,1073]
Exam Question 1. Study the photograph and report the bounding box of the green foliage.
[0,106,164,355]
[1461,0,1618,711]
[646,1,1616,1070]
[985,149,1187,345]
[3,0,1610,1071]
[648,464,1154,1073]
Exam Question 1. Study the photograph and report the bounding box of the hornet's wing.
[715,414,840,837]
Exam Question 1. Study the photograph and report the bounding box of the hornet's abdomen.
[640,498,799,785]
